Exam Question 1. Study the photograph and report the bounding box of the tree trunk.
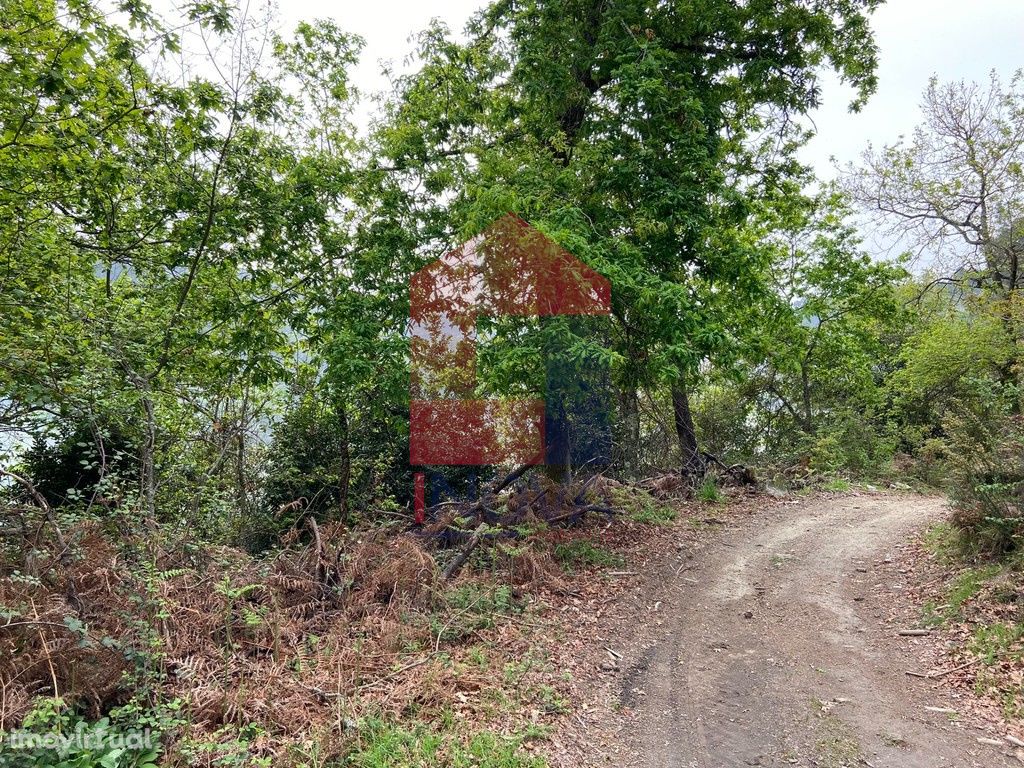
[544,394,571,483]
[671,383,705,486]
[140,395,156,527]
[615,384,640,475]
[337,401,351,522]
[543,328,572,483]
[800,363,814,434]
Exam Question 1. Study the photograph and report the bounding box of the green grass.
[553,540,624,573]
[920,522,965,565]
[466,645,490,668]
[916,523,1024,718]
[969,622,1024,666]
[918,523,1010,624]
[431,584,522,644]
[946,564,1002,616]
[687,516,723,529]
[343,719,547,767]
[696,478,724,503]
[608,486,677,525]
[822,477,851,492]
[917,563,1003,628]
[536,685,570,715]
[632,501,676,524]
[920,599,945,628]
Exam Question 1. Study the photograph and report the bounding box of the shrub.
[807,433,844,475]
[946,382,1024,555]
[15,422,138,511]
[912,438,949,487]
[263,394,349,523]
[0,698,161,768]
[692,382,758,463]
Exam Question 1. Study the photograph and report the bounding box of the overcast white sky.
[272,0,1024,181]
[798,0,1024,177]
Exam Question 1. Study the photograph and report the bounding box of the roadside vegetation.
[0,0,1021,764]
[914,522,1024,723]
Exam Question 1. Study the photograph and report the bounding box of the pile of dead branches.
[417,465,620,579]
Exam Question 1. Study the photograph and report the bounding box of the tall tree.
[374,0,883,484]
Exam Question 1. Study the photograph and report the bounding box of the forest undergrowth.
[0,473,717,767]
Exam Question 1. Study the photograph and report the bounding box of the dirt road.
[555,494,1019,767]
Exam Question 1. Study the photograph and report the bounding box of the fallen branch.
[544,504,618,526]
[905,657,981,680]
[442,522,488,580]
[428,471,616,575]
[446,462,536,525]
[491,462,534,495]
[572,473,602,504]
[358,653,441,691]
[701,451,756,485]
[299,652,444,699]
[434,590,488,652]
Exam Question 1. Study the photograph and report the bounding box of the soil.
[545,493,1024,767]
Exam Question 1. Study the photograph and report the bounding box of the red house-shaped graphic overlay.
[409,214,611,467]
